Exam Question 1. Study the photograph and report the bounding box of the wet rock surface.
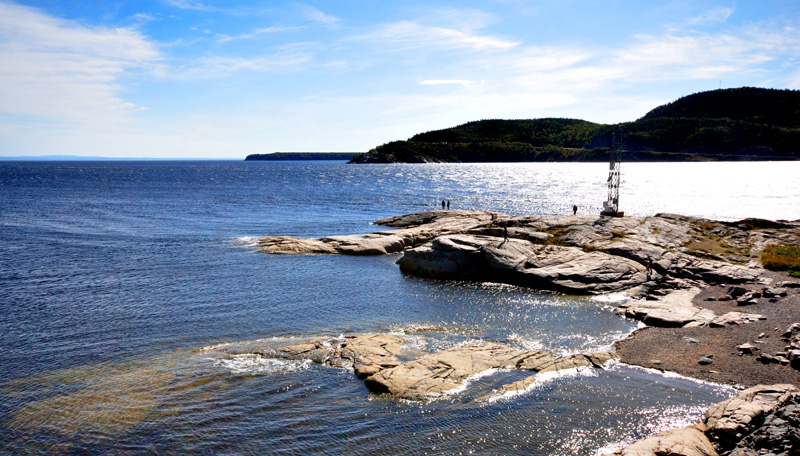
[208,333,615,401]
[608,384,800,456]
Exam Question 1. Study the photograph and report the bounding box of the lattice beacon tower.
[601,134,624,217]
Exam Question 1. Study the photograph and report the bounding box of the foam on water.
[214,354,313,376]
[487,366,599,403]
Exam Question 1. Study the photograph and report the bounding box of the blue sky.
[1,0,799,158]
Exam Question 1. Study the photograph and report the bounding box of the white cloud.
[297,4,340,25]
[163,53,312,80]
[356,20,519,51]
[0,2,161,126]
[686,6,734,25]
[215,25,301,43]
[420,80,476,86]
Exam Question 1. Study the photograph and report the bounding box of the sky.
[1,0,799,159]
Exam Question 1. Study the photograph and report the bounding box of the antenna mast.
[601,133,624,217]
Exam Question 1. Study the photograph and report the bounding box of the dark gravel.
[615,271,800,389]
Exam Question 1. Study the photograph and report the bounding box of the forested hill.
[349,87,800,163]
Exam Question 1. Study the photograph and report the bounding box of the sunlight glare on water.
[2,160,786,454]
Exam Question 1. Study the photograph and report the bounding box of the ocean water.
[1,160,798,455]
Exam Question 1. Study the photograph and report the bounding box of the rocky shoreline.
[255,210,800,454]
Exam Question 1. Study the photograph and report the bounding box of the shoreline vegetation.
[347,87,800,163]
[250,209,800,455]
[244,152,359,161]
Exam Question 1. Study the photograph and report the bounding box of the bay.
[1,160,797,455]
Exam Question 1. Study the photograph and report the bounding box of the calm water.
[1,160,798,455]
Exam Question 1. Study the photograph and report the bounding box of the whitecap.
[590,292,631,305]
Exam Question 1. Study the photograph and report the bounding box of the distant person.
[442,200,446,210]
[447,200,450,210]
[573,204,578,215]
[503,224,508,241]
[646,257,653,274]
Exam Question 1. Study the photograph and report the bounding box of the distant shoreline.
[245,152,360,161]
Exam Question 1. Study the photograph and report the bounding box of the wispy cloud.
[686,6,734,25]
[357,20,519,51]
[0,2,161,125]
[161,51,313,80]
[215,25,301,43]
[420,80,476,86]
[296,4,340,25]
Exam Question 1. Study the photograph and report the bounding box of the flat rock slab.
[616,288,715,327]
[363,341,615,400]
[212,334,614,401]
[363,341,537,400]
[256,210,787,296]
[259,210,495,255]
[228,334,408,379]
[709,311,766,327]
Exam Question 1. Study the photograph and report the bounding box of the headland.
[349,88,800,163]
[248,209,800,454]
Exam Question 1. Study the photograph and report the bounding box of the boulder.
[605,425,718,456]
[616,288,716,327]
[709,312,765,327]
[610,385,800,456]
[727,286,749,298]
[397,234,648,294]
[763,287,788,298]
[705,384,799,453]
[736,343,757,355]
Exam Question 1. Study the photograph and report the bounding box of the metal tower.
[601,133,624,217]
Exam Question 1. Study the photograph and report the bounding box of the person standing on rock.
[447,200,450,210]
[441,200,446,210]
[503,223,508,241]
[646,257,653,275]
[573,204,578,215]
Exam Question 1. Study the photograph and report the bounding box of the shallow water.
[2,160,797,454]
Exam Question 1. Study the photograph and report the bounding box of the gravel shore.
[615,270,800,388]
